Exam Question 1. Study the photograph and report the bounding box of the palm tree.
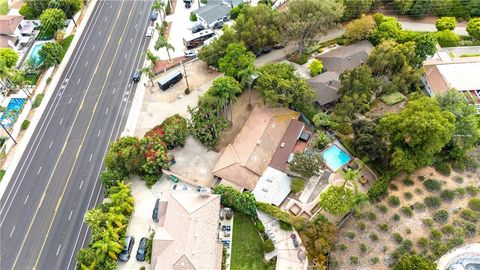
[141,67,155,87]
[350,191,369,214]
[91,236,123,261]
[237,64,259,110]
[342,168,360,189]
[155,36,175,62]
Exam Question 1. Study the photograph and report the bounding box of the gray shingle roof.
[194,4,231,25]
[308,71,341,106]
[318,40,373,73]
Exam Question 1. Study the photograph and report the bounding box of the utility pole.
[0,122,17,145]
[182,61,190,90]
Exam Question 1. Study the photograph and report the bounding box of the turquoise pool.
[321,144,351,172]
[0,98,26,127]
[29,43,44,67]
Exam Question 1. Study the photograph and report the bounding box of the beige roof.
[152,192,222,270]
[0,35,16,48]
[0,15,23,35]
[424,65,450,94]
[212,106,300,190]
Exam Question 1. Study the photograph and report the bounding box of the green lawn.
[0,0,8,15]
[231,213,266,270]
[381,91,406,105]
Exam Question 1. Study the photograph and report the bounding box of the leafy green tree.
[218,42,255,80]
[393,0,414,14]
[39,8,67,36]
[312,112,336,129]
[104,136,143,176]
[206,76,242,120]
[435,17,456,31]
[188,105,228,149]
[308,59,323,76]
[0,48,19,68]
[20,0,50,19]
[344,15,376,44]
[393,254,437,270]
[140,136,170,175]
[76,248,97,270]
[370,16,402,45]
[229,3,246,19]
[352,120,389,169]
[380,95,455,173]
[409,0,432,17]
[38,42,64,67]
[91,233,123,261]
[256,62,317,118]
[288,150,323,179]
[57,0,83,18]
[312,131,331,150]
[342,0,373,20]
[284,0,344,53]
[198,26,237,68]
[436,30,460,47]
[319,185,355,215]
[342,168,360,189]
[161,114,189,148]
[469,0,480,17]
[367,40,416,78]
[100,170,126,191]
[467,18,480,40]
[154,36,174,62]
[212,185,257,217]
[412,34,437,67]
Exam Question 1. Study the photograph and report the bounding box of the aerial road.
[0,0,152,269]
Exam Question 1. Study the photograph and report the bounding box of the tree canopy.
[39,8,66,36]
[198,26,237,68]
[393,254,437,270]
[288,150,323,179]
[436,30,460,47]
[57,0,83,18]
[467,18,480,40]
[218,42,255,80]
[344,15,376,44]
[435,17,457,31]
[38,41,64,68]
[341,0,373,21]
[352,120,389,169]
[0,48,19,68]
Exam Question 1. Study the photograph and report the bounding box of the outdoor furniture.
[359,176,368,185]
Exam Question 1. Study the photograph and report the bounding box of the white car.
[184,49,197,58]
[145,26,154,38]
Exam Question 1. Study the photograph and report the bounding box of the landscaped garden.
[330,167,480,269]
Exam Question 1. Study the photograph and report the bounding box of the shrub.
[392,213,401,221]
[279,220,293,231]
[436,17,457,31]
[256,202,307,230]
[453,176,464,183]
[21,120,30,130]
[466,18,480,40]
[402,178,414,186]
[468,198,480,212]
[430,229,443,240]
[312,131,331,150]
[466,185,479,196]
[346,231,356,239]
[308,59,323,76]
[371,256,380,265]
[460,209,479,222]
[413,202,426,211]
[423,179,442,192]
[189,12,197,21]
[369,233,379,241]
[401,206,413,218]
[389,183,399,191]
[263,238,275,253]
[403,192,413,200]
[215,185,257,217]
[377,204,388,213]
[184,88,190,95]
[433,209,449,223]
[456,188,467,197]
[159,114,189,148]
[405,228,411,234]
[442,224,455,235]
[446,237,464,250]
[436,30,460,47]
[392,232,403,244]
[462,221,477,236]
[142,174,159,188]
[378,223,389,232]
[338,243,348,251]
[424,196,441,208]
[350,256,359,265]
[388,196,401,207]
[366,211,377,221]
[418,175,425,182]
[359,243,367,253]
[33,93,45,108]
[368,178,389,202]
[430,240,448,258]
[417,237,429,249]
[290,177,305,193]
[357,221,366,231]
[415,188,423,194]
[434,161,451,176]
[440,189,456,202]
[256,220,265,233]
[423,218,434,227]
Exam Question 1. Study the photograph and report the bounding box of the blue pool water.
[321,144,351,172]
[29,43,44,67]
[0,98,27,127]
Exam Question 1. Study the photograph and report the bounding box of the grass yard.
[0,0,8,15]
[231,213,266,270]
[381,92,406,106]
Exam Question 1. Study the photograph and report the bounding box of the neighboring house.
[194,0,242,28]
[0,15,23,48]
[422,49,480,112]
[308,40,374,108]
[151,192,223,270]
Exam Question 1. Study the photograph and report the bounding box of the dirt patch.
[366,99,405,119]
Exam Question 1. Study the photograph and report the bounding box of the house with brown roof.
[151,192,223,270]
[308,40,374,108]
[0,15,23,48]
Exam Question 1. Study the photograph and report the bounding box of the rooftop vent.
[280,142,285,148]
[257,140,261,145]
[262,188,269,192]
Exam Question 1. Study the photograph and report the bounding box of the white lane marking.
[37,167,42,175]
[124,53,127,59]
[56,244,61,256]
[77,78,81,85]
[68,210,73,221]
[89,153,93,163]
[59,118,63,126]
[98,30,102,36]
[123,97,127,102]
[104,17,107,22]
[79,180,84,190]
[105,107,109,115]
[84,61,88,67]
[92,45,95,51]
[10,226,15,237]
[24,194,29,205]
[130,38,133,43]
[112,88,116,94]
[140,10,142,15]
[68,97,72,104]
[135,23,138,29]
[119,70,122,76]
[49,140,54,149]
[97,129,102,137]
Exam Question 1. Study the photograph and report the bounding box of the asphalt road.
[0,0,153,269]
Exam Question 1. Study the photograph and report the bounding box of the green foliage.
[319,185,355,215]
[393,254,437,270]
[456,187,467,196]
[367,177,389,202]
[430,229,443,240]
[141,174,160,188]
[381,91,406,105]
[467,18,480,39]
[357,221,366,231]
[60,35,74,59]
[140,136,170,175]
[187,104,228,150]
[413,202,426,211]
[377,204,388,213]
[401,206,413,218]
[145,232,154,263]
[213,185,257,217]
[100,169,126,191]
[390,183,398,191]
[279,220,292,231]
[366,211,377,221]
[308,59,323,76]
[290,177,305,193]
[338,243,348,251]
[350,256,359,265]
[440,189,456,201]
[160,114,189,148]
[312,112,336,129]
[393,232,403,244]
[20,0,50,18]
[346,231,356,239]
[342,0,373,20]
[219,42,255,80]
[412,34,437,67]
[58,0,83,18]
[433,209,449,223]
[466,185,479,196]
[417,237,429,249]
[371,256,380,265]
[38,42,64,67]
[312,131,331,150]
[263,238,275,253]
[424,196,442,208]
[378,223,389,232]
[436,30,460,47]
[288,150,323,179]
[460,208,479,222]
[436,17,457,31]
[344,15,376,44]
[0,48,19,68]
[369,233,378,241]
[39,8,66,37]
[105,136,143,176]
[423,218,434,227]
[353,120,389,169]
[423,179,442,192]
[189,12,197,21]
[402,178,414,186]
[370,16,402,45]
[359,243,367,253]
[410,0,432,17]
[297,215,336,269]
[388,196,400,207]
[21,120,30,130]
[434,160,451,176]
[468,198,480,212]
[392,0,414,14]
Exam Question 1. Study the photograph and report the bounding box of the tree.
[412,34,437,67]
[393,254,437,270]
[256,62,317,118]
[188,105,228,149]
[409,0,432,18]
[39,8,67,36]
[308,59,323,76]
[141,136,170,176]
[57,0,83,18]
[212,185,257,217]
[100,170,126,191]
[161,114,189,148]
[154,36,174,62]
[20,0,50,19]
[467,18,480,40]
[91,234,123,261]
[319,185,356,215]
[342,0,373,20]
[392,0,414,14]
[367,40,416,79]
[38,42,64,68]
[435,17,457,31]
[284,0,344,54]
[218,42,255,80]
[342,168,359,189]
[344,15,376,44]
[380,95,455,173]
[436,30,460,47]
[288,150,323,179]
[207,76,242,120]
[352,120,389,169]
[370,16,403,45]
[312,131,331,150]
[0,48,19,68]
[312,112,336,129]
[104,136,143,176]
[198,26,237,68]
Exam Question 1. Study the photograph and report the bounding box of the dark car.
[150,10,159,21]
[118,236,135,262]
[192,24,205,33]
[185,1,191,8]
[212,21,224,29]
[132,70,141,82]
[152,199,160,222]
[136,237,148,261]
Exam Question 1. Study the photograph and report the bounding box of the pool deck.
[0,92,29,108]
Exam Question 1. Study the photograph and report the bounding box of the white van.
[146,26,154,38]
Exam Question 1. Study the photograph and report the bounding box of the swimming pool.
[29,43,44,67]
[321,144,351,172]
[0,98,26,127]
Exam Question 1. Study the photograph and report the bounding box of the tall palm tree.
[155,36,175,62]
[91,236,123,261]
[342,168,360,189]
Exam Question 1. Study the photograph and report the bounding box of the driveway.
[399,21,468,35]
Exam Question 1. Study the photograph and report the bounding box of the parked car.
[150,10,159,21]
[192,24,205,33]
[136,237,148,261]
[185,1,191,8]
[132,70,141,82]
[118,236,135,262]
[184,49,197,58]
[152,199,159,222]
[145,26,154,38]
[212,21,224,29]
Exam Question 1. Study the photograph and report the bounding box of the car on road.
[150,10,159,21]
[136,237,148,261]
[146,26,154,38]
[152,199,160,222]
[192,24,205,33]
[132,70,141,82]
[212,21,224,30]
[119,236,135,262]
[184,49,197,58]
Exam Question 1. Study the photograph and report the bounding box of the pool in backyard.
[0,98,27,127]
[29,43,45,67]
[321,144,352,172]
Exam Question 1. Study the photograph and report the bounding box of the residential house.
[422,49,480,112]
[0,15,23,49]
[151,192,223,270]
[194,0,242,28]
[308,40,374,108]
